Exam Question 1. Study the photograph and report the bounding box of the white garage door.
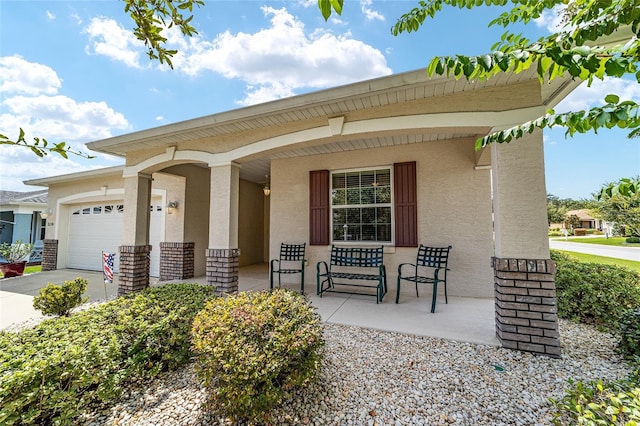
[67,202,163,277]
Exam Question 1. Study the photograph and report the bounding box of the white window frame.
[330,165,394,245]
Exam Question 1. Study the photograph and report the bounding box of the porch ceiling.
[235,130,484,184]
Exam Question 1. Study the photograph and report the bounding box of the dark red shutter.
[309,170,330,245]
[394,161,418,247]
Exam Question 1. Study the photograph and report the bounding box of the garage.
[67,201,163,276]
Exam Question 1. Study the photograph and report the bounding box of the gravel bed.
[74,319,631,426]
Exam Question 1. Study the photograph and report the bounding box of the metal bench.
[316,245,387,303]
[396,245,452,313]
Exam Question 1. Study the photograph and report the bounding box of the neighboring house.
[565,209,602,230]
[26,67,583,358]
[0,190,47,262]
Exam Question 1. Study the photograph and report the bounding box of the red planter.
[0,261,27,278]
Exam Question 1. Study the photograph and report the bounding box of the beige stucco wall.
[491,131,550,259]
[44,171,185,270]
[269,137,495,298]
[238,180,265,266]
[162,164,210,276]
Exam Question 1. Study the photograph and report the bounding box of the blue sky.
[1,0,638,199]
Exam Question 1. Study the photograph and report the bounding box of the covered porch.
[33,67,574,358]
[192,263,499,346]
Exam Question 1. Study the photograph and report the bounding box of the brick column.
[206,248,240,295]
[160,242,195,281]
[41,239,58,271]
[118,245,151,295]
[493,257,560,358]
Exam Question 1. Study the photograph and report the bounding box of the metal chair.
[270,243,306,293]
[396,245,452,313]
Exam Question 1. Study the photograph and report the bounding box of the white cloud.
[554,77,640,112]
[240,83,297,106]
[534,5,568,33]
[0,148,101,191]
[83,17,145,68]
[0,57,129,191]
[2,95,129,143]
[329,16,347,26]
[0,55,62,96]
[71,11,83,25]
[360,0,384,21]
[298,0,315,8]
[175,6,391,104]
[80,7,390,105]
[46,10,55,20]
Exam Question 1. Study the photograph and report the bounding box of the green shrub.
[627,236,640,244]
[554,253,640,329]
[32,277,89,317]
[618,308,640,361]
[552,370,640,425]
[191,289,324,423]
[548,231,562,237]
[550,249,575,264]
[0,283,215,425]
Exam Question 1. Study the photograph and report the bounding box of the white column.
[209,163,240,249]
[122,173,152,246]
[491,130,550,259]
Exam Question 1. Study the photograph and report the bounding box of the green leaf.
[605,94,620,104]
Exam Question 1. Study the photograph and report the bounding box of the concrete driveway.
[0,269,121,330]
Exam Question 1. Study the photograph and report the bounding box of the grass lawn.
[557,237,640,246]
[556,250,640,273]
[25,265,42,274]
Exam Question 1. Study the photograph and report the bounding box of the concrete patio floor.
[1,265,499,347]
[237,263,499,346]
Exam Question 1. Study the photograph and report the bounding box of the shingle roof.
[0,190,48,205]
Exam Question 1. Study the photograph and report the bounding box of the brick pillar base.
[118,245,151,296]
[493,257,561,358]
[206,248,240,295]
[41,239,58,271]
[160,242,195,281]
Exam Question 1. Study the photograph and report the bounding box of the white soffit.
[87,67,569,157]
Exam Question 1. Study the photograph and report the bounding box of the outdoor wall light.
[166,201,179,214]
[263,175,271,197]
[41,208,53,219]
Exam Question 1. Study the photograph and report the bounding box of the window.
[310,162,417,247]
[331,168,392,242]
[93,206,102,214]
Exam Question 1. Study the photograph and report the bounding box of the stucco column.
[206,163,240,295]
[491,131,561,358]
[119,173,153,295]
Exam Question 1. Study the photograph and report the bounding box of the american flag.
[102,251,114,284]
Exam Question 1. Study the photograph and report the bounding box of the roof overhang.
[86,67,580,158]
[24,166,124,188]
